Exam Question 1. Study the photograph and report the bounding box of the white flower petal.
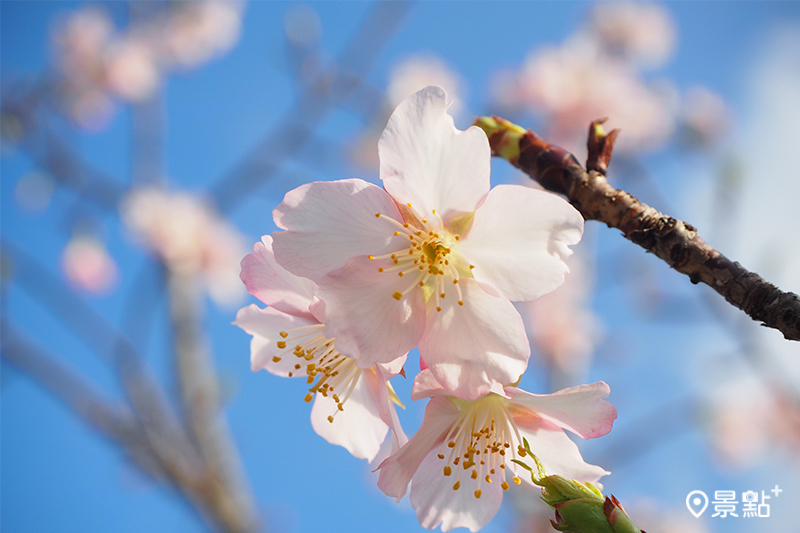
[240,235,316,317]
[458,185,584,301]
[377,396,458,501]
[418,279,530,400]
[507,382,617,439]
[310,367,389,462]
[233,304,318,375]
[515,417,609,485]
[410,446,504,532]
[379,86,490,221]
[272,179,406,280]
[314,256,426,368]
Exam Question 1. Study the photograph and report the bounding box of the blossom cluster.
[52,1,244,129]
[492,2,729,155]
[122,187,247,307]
[236,87,616,531]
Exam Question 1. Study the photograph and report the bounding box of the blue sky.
[3,2,800,533]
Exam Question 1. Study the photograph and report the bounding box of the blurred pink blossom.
[516,252,601,377]
[52,2,244,128]
[588,2,677,69]
[706,378,798,468]
[61,235,119,295]
[680,85,733,147]
[493,37,676,155]
[121,187,247,307]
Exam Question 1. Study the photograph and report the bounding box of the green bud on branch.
[513,439,646,533]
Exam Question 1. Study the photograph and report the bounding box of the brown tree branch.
[476,116,800,341]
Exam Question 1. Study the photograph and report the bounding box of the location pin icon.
[686,490,709,518]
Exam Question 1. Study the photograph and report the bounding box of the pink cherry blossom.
[376,370,616,532]
[61,234,119,295]
[272,86,584,400]
[121,187,247,307]
[234,235,407,462]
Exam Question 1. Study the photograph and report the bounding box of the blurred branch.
[211,1,413,213]
[167,269,259,533]
[2,242,260,532]
[2,81,126,211]
[0,320,165,479]
[477,116,800,342]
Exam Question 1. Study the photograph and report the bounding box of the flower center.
[371,207,474,312]
[273,324,362,423]
[437,394,526,499]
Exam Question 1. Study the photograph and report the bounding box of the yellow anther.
[452,481,461,490]
[288,372,293,377]
[327,415,334,423]
[375,213,381,218]
[337,404,344,411]
[272,356,282,363]
[453,279,459,284]
[304,393,313,403]
[436,306,442,312]
[454,235,460,241]
[368,255,374,260]
[440,293,446,298]
[398,272,404,277]
[422,218,427,223]
[277,341,287,349]
[407,203,412,207]
[295,364,301,369]
[474,490,482,499]
[392,291,403,301]
[485,475,492,483]
[513,476,521,485]
[307,376,314,384]
[443,466,452,476]
[437,453,445,460]
[458,301,464,306]
[419,281,424,287]
[279,331,288,338]
[471,470,478,480]
[378,268,384,272]
[394,231,399,236]
[448,441,456,448]
[501,481,510,491]
[469,265,475,269]
[432,209,436,214]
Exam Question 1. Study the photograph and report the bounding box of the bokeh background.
[2,2,799,533]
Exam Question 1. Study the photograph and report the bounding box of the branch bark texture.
[476,116,800,341]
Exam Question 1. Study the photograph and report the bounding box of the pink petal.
[411,369,448,401]
[314,256,426,368]
[377,396,459,501]
[372,364,408,452]
[233,304,318,375]
[514,417,609,485]
[418,279,530,400]
[507,382,617,439]
[240,235,316,318]
[309,367,390,462]
[379,86,490,221]
[458,185,584,302]
[272,179,406,281]
[410,446,504,532]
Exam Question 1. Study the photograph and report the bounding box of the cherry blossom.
[272,86,584,400]
[234,236,407,462]
[121,187,246,307]
[376,370,616,532]
[61,234,119,295]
